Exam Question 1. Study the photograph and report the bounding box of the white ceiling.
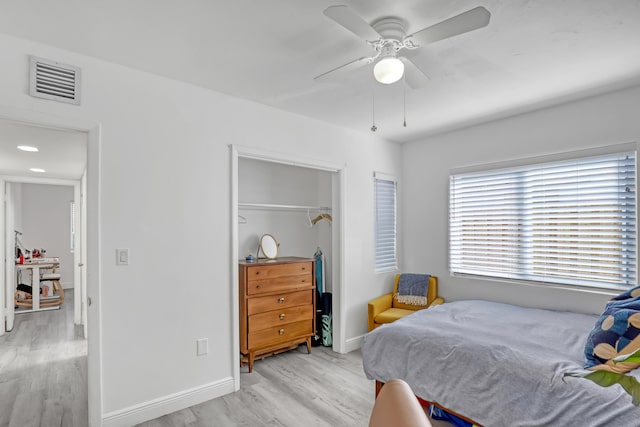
[0,0,640,144]
[0,120,87,180]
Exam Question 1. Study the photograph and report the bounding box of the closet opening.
[230,145,346,390]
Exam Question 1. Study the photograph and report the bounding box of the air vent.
[29,56,81,105]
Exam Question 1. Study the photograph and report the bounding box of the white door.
[0,178,4,335]
[3,181,16,332]
[73,183,82,326]
[80,173,88,338]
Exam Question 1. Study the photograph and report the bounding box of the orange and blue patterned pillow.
[584,286,640,373]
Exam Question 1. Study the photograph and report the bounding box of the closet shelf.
[239,202,331,212]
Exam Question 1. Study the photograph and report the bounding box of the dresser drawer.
[246,262,312,281]
[247,274,313,295]
[248,320,312,349]
[247,289,312,315]
[248,304,313,332]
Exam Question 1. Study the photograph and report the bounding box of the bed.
[362,300,640,426]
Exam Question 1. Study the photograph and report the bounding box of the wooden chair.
[41,271,64,304]
[368,274,443,331]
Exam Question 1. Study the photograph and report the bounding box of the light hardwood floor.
[0,290,87,427]
[138,345,376,427]
[138,345,453,427]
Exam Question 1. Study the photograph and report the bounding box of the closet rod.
[238,202,331,212]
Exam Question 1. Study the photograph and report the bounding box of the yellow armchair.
[368,274,444,331]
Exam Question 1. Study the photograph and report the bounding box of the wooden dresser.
[239,257,316,372]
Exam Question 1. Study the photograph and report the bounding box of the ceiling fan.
[315,5,491,87]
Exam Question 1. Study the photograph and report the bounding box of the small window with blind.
[449,149,637,290]
[375,172,398,272]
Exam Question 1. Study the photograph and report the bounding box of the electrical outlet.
[196,338,208,356]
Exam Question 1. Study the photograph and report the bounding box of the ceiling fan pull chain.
[403,74,407,128]
[371,85,377,132]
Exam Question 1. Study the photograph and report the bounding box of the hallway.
[0,290,87,426]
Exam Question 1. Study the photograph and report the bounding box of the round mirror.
[259,234,279,259]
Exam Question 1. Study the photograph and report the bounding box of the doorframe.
[230,144,347,390]
[0,178,5,337]
[0,107,102,427]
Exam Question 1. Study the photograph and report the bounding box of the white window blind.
[449,151,637,289]
[375,173,397,272]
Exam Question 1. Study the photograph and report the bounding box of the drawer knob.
[256,285,261,289]
[279,329,285,335]
[278,297,285,303]
[279,313,285,320]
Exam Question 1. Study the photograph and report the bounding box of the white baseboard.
[345,334,364,353]
[102,377,234,427]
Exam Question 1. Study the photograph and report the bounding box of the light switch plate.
[197,338,208,356]
[116,248,129,265]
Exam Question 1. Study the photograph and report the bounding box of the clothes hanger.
[306,208,313,228]
[311,213,332,225]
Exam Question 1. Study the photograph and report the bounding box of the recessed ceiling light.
[29,168,46,173]
[17,145,39,152]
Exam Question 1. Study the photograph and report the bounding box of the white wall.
[238,158,333,262]
[402,84,640,315]
[20,183,74,288]
[0,33,401,424]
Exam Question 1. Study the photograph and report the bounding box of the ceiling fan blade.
[314,56,373,81]
[403,49,446,81]
[324,5,381,41]
[400,57,430,89]
[407,6,491,46]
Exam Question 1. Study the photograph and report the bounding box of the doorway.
[5,180,83,324]
[0,111,101,426]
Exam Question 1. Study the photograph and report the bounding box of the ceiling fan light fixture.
[373,56,404,84]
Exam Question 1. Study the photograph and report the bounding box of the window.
[449,150,636,290]
[375,172,397,272]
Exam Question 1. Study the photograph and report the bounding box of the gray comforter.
[362,300,640,426]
